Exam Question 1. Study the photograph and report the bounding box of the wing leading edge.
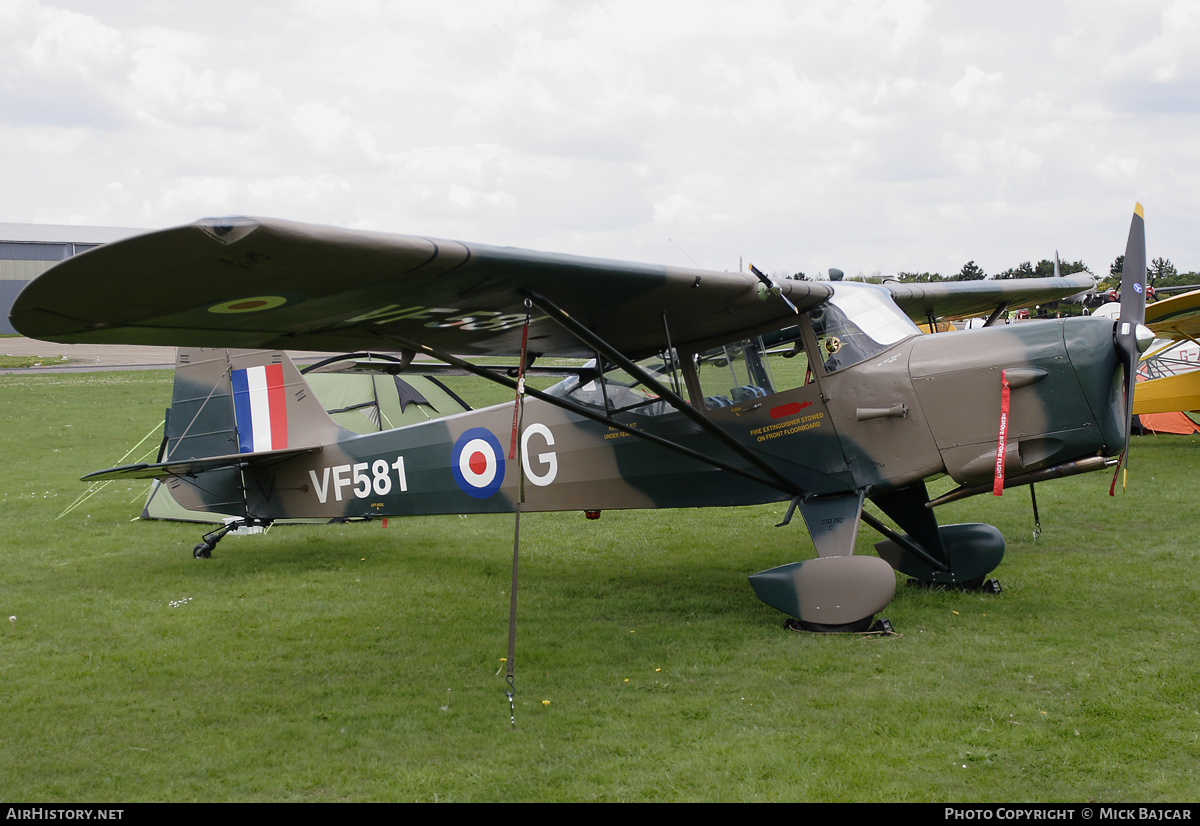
[886,276,1095,322]
[1144,288,1200,343]
[10,217,832,359]
[11,216,1099,357]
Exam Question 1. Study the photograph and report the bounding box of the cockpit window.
[693,339,775,409]
[810,283,921,372]
[546,339,780,417]
[545,354,676,417]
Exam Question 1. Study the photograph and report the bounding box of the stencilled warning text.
[750,412,823,442]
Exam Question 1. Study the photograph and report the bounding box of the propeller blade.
[1118,206,1147,331]
[1114,204,1149,482]
[749,263,800,314]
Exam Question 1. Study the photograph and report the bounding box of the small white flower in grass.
[8,616,14,622]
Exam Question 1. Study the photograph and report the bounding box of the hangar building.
[1,223,144,335]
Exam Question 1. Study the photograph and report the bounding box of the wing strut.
[526,290,804,497]
[375,332,797,496]
[859,511,949,572]
[983,302,1010,327]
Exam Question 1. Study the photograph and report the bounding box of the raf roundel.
[208,295,289,314]
[451,428,506,498]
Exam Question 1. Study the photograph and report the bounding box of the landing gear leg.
[869,483,1006,588]
[191,520,252,559]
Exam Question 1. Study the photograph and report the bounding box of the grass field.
[1,369,1198,801]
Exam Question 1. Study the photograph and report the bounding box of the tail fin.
[82,349,340,520]
[165,348,343,462]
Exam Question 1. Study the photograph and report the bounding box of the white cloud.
[949,66,1004,109]
[2,0,1198,276]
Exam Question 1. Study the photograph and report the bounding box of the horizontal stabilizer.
[82,445,320,482]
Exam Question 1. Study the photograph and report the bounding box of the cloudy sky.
[3,0,1198,280]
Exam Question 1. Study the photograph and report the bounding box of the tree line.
[788,256,1195,289]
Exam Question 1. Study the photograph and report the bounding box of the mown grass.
[0,355,71,369]
[1,370,1198,801]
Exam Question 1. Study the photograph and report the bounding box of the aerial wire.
[58,421,163,519]
[504,298,533,728]
[668,238,704,270]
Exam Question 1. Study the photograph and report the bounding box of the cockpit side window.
[545,353,678,417]
[754,326,817,390]
[691,338,776,409]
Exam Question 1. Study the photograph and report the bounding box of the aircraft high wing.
[10,217,838,358]
[885,278,1097,325]
[9,211,1148,632]
[9,216,1093,358]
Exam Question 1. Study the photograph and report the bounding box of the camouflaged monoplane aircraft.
[8,206,1153,631]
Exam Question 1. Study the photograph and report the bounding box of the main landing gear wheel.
[906,575,1002,592]
[748,555,897,632]
[906,573,987,590]
[875,523,1006,588]
[785,617,874,633]
[784,616,896,634]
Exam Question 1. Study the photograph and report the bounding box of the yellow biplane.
[1134,290,1200,415]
